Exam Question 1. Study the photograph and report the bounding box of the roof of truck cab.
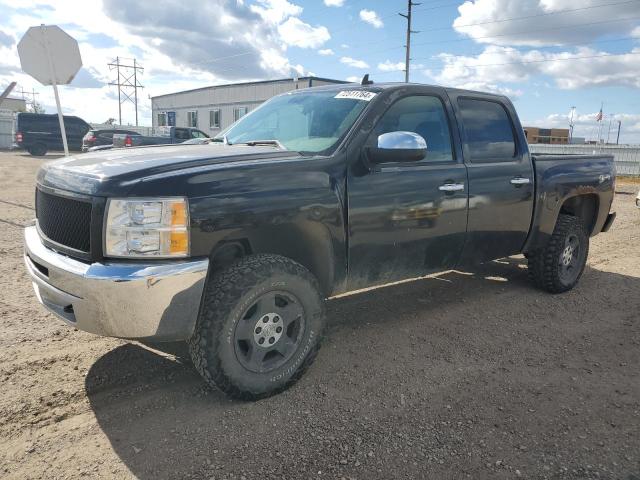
[291,81,510,100]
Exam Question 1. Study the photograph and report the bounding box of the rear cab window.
[457,98,517,162]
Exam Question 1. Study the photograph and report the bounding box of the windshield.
[215,89,375,154]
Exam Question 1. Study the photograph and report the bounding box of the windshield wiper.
[227,139,288,150]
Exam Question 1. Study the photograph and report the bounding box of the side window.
[174,128,190,140]
[234,107,248,122]
[209,109,220,129]
[187,111,198,128]
[192,130,208,138]
[458,98,516,162]
[371,95,454,163]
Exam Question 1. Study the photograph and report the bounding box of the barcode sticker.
[334,90,377,101]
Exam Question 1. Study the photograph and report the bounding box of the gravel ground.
[0,151,638,480]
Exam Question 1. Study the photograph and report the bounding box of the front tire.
[189,254,325,400]
[528,214,589,293]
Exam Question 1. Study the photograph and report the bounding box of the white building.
[151,76,346,135]
[0,97,27,149]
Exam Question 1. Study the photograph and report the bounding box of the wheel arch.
[208,224,343,297]
[559,193,599,235]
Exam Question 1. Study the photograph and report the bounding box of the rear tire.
[189,254,325,400]
[528,214,589,293]
[28,143,47,156]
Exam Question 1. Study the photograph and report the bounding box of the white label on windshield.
[334,90,377,101]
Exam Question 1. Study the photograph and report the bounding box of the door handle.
[510,177,531,185]
[438,183,465,192]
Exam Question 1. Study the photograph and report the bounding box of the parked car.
[112,126,209,148]
[24,82,616,400]
[82,129,141,152]
[636,189,639,207]
[14,112,91,156]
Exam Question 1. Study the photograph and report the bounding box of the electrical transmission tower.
[399,0,420,83]
[16,86,40,111]
[108,57,144,126]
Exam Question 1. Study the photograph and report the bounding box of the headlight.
[104,198,189,258]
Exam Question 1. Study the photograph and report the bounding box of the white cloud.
[318,48,334,56]
[378,60,405,72]
[324,0,345,6]
[454,0,640,46]
[340,56,370,69]
[278,17,331,48]
[251,0,303,24]
[346,76,360,82]
[0,0,322,126]
[359,9,383,29]
[429,45,640,92]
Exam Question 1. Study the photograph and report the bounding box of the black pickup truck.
[24,83,616,399]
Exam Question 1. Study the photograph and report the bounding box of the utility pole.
[616,120,621,145]
[606,115,613,144]
[108,57,144,126]
[399,0,420,83]
[568,106,576,143]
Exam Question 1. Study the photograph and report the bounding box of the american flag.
[596,108,603,122]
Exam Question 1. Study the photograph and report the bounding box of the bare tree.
[29,100,45,114]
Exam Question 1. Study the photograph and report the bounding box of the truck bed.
[525,153,615,251]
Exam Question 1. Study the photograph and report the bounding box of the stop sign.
[17,25,82,86]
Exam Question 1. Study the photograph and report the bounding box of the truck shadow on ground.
[84,258,640,479]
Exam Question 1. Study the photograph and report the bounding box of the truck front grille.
[36,188,92,253]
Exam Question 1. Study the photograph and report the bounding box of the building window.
[187,111,198,128]
[157,112,167,127]
[209,109,221,129]
[234,106,248,122]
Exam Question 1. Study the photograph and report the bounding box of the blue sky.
[1,0,639,143]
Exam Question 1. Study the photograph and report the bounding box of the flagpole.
[597,102,604,144]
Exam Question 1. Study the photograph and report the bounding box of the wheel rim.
[233,291,306,373]
[558,233,581,283]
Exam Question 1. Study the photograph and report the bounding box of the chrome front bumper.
[23,226,209,341]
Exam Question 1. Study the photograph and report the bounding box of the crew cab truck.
[112,126,209,148]
[24,83,616,400]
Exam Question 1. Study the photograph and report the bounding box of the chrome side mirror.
[369,131,428,163]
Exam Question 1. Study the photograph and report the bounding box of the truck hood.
[37,143,301,196]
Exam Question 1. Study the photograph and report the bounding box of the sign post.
[17,25,82,156]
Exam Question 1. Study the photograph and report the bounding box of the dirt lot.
[0,151,638,480]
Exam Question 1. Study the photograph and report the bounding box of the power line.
[443,50,640,68]
[411,35,640,61]
[406,16,640,49]
[333,9,640,57]
[374,51,640,77]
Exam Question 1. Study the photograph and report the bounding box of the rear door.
[347,88,469,290]
[449,94,534,264]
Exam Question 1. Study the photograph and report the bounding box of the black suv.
[15,113,91,156]
[82,129,140,152]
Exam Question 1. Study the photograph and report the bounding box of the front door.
[347,92,469,290]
